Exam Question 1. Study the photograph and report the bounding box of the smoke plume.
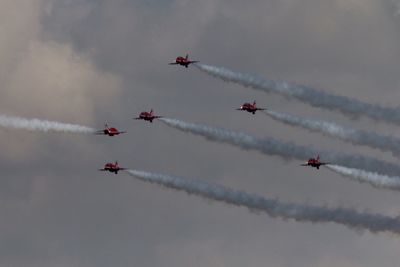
[264,110,400,157]
[159,117,400,176]
[195,63,400,125]
[0,115,95,134]
[326,165,400,191]
[126,169,400,235]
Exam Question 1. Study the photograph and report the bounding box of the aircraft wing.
[257,108,267,111]
[189,61,199,64]
[154,116,163,119]
[320,162,330,165]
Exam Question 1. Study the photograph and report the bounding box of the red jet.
[301,155,329,169]
[134,109,162,123]
[236,101,266,114]
[169,54,199,68]
[99,161,126,174]
[95,124,126,137]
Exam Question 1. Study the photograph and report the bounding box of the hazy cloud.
[3,0,400,266]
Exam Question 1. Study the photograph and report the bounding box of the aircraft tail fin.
[185,54,189,60]
[150,109,153,115]
[317,154,320,161]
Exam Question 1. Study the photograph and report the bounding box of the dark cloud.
[2,0,400,266]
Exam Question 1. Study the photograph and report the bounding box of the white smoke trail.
[159,117,400,177]
[326,165,400,191]
[126,169,400,235]
[0,115,96,134]
[194,63,400,125]
[264,110,400,157]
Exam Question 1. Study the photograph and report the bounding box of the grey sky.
[2,0,400,266]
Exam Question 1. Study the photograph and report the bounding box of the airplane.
[133,109,162,123]
[169,54,199,68]
[236,101,266,114]
[300,155,329,169]
[99,161,126,174]
[95,124,126,137]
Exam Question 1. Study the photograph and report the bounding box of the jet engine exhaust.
[194,63,400,125]
[159,117,400,177]
[263,110,400,157]
[0,115,96,134]
[325,165,400,191]
[126,169,400,235]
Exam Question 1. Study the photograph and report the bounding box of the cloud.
[3,0,400,266]
[0,0,122,160]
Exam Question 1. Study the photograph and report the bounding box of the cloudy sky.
[2,0,400,266]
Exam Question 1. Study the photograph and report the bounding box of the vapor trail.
[194,63,400,124]
[159,117,400,177]
[126,169,400,235]
[264,110,400,157]
[326,165,400,191]
[0,115,96,134]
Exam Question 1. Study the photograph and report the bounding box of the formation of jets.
[99,54,331,173]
